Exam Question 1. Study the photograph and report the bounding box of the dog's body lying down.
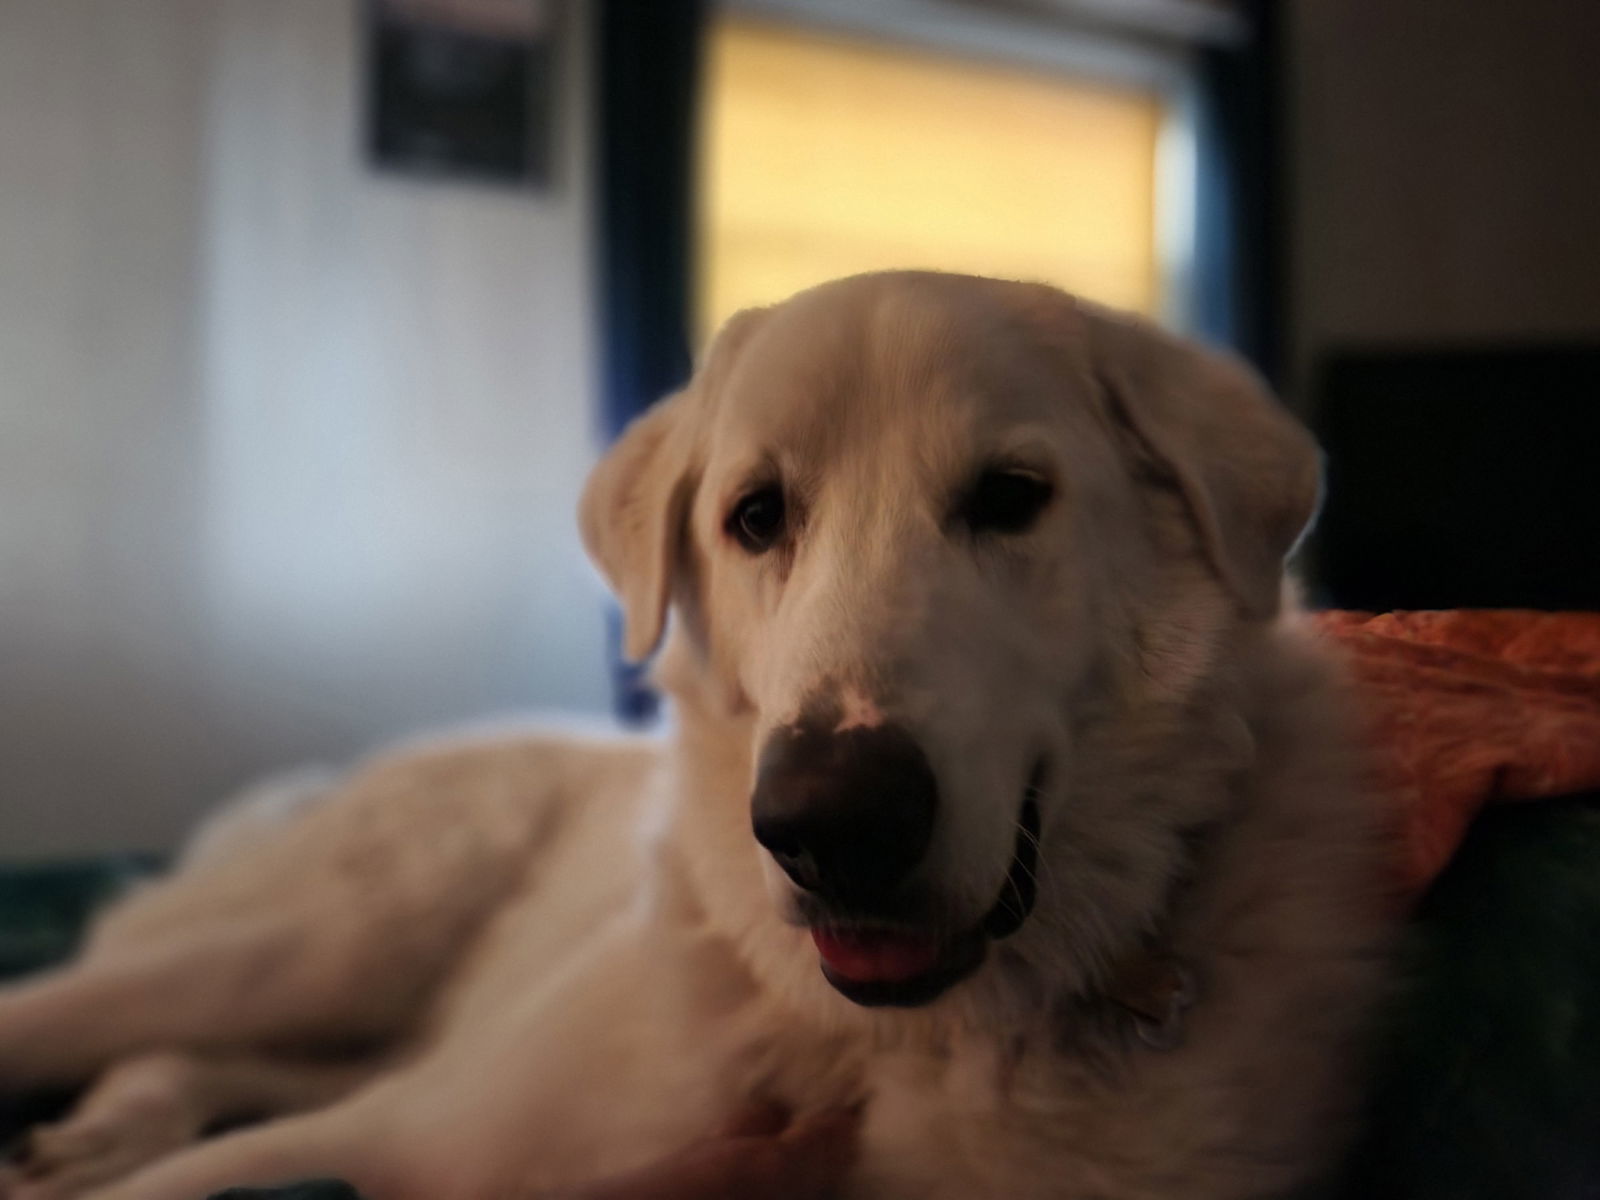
[0,273,1387,1200]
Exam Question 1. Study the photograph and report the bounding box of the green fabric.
[1329,794,1600,1199]
[1,804,1597,1199]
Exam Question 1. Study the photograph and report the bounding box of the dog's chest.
[845,1042,1088,1200]
[845,1038,1215,1200]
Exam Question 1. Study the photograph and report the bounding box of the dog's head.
[581,272,1320,1016]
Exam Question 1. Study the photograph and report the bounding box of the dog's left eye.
[727,485,787,553]
[959,469,1054,535]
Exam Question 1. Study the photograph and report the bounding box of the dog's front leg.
[0,911,365,1091]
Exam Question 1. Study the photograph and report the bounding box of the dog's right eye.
[959,468,1054,536]
[727,485,787,553]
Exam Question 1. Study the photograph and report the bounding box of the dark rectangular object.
[1310,345,1600,612]
[366,0,555,187]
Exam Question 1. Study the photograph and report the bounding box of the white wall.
[0,0,610,857]
[1288,0,1600,397]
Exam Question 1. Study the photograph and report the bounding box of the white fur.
[0,273,1387,1200]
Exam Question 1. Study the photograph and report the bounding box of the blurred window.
[698,16,1168,338]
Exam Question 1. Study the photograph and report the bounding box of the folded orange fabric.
[1310,610,1600,898]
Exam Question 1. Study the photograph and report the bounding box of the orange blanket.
[1312,610,1600,898]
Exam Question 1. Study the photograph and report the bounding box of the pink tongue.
[812,927,944,983]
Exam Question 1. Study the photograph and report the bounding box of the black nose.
[751,722,938,906]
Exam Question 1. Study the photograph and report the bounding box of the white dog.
[0,272,1387,1200]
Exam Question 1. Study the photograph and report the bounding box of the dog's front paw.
[1,1106,196,1200]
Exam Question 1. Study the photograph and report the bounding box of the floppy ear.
[1081,302,1322,620]
[579,392,699,663]
[579,308,769,662]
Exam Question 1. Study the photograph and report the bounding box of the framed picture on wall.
[365,0,557,188]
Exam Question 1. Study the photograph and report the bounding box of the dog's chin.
[800,797,1041,1009]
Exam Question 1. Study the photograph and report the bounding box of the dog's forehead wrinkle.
[728,284,1032,444]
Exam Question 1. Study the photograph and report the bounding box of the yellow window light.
[698,17,1165,340]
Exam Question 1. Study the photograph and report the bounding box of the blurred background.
[2,0,1597,856]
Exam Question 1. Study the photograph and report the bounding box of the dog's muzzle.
[751,722,1041,1007]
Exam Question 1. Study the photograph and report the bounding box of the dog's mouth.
[811,796,1040,1008]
